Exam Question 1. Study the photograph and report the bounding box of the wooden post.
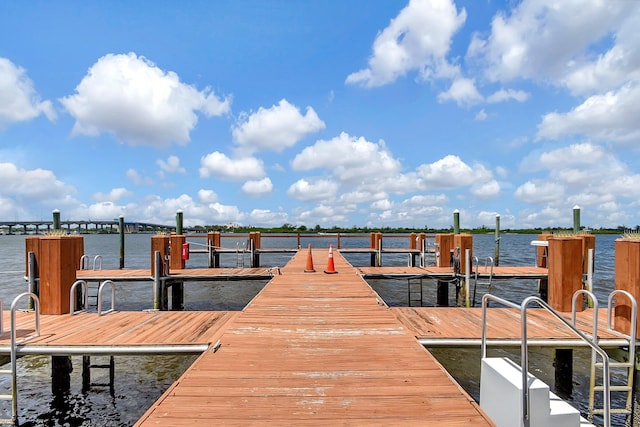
[453,209,460,234]
[614,239,640,336]
[454,233,473,274]
[208,231,221,268]
[536,233,553,268]
[119,215,125,269]
[436,234,454,268]
[25,237,40,310]
[547,236,583,312]
[151,235,170,276]
[547,236,582,398]
[169,234,185,310]
[580,234,596,275]
[535,233,553,301]
[39,235,83,315]
[170,234,186,270]
[152,251,164,310]
[494,214,500,266]
[249,232,261,267]
[176,210,183,235]
[369,232,382,267]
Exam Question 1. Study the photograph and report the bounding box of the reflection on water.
[0,233,634,425]
[3,354,198,426]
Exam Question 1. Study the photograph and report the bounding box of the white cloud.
[93,187,132,202]
[0,162,74,200]
[416,155,476,188]
[338,190,388,205]
[232,99,325,154]
[0,57,56,127]
[242,177,273,197]
[346,0,466,87]
[205,202,245,223]
[514,180,564,204]
[293,203,350,226]
[60,52,231,147]
[199,152,265,181]
[467,0,637,92]
[85,201,126,220]
[291,132,401,183]
[157,155,186,175]
[537,83,640,143]
[287,178,338,202]
[486,88,529,103]
[437,77,483,106]
[197,189,218,203]
[249,208,288,226]
[371,199,393,211]
[475,109,488,121]
[471,180,500,198]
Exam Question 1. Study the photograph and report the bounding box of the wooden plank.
[392,307,622,342]
[135,249,494,426]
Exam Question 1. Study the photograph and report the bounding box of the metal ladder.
[0,293,41,426]
[236,242,246,267]
[471,256,494,307]
[82,356,115,395]
[483,291,613,427]
[585,289,637,423]
[407,278,424,307]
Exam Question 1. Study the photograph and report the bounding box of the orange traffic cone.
[324,244,338,274]
[304,244,316,273]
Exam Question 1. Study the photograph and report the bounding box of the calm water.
[0,233,630,425]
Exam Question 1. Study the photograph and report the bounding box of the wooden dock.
[134,249,495,426]
[77,267,275,282]
[392,307,631,348]
[4,247,628,425]
[357,265,548,280]
[0,310,237,355]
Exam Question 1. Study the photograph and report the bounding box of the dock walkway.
[135,249,494,426]
[4,248,622,425]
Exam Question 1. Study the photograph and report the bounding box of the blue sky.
[1,0,639,230]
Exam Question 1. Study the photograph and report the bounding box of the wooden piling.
[536,233,553,268]
[580,234,596,275]
[547,236,583,313]
[614,238,640,336]
[369,232,382,266]
[454,233,473,274]
[249,232,261,267]
[38,235,83,315]
[168,234,185,310]
[150,235,170,276]
[435,234,454,268]
[169,234,186,270]
[208,231,221,268]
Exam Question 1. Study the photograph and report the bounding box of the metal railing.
[481,293,612,427]
[70,280,89,315]
[9,292,41,425]
[97,280,116,315]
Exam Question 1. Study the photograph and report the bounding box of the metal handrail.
[70,280,89,315]
[606,289,637,343]
[472,256,494,307]
[93,255,103,270]
[97,280,116,315]
[80,255,89,270]
[571,289,599,341]
[10,292,41,425]
[481,293,611,427]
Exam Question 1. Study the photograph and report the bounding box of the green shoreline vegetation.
[2,223,637,235]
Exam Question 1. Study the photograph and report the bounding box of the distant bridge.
[0,220,180,235]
